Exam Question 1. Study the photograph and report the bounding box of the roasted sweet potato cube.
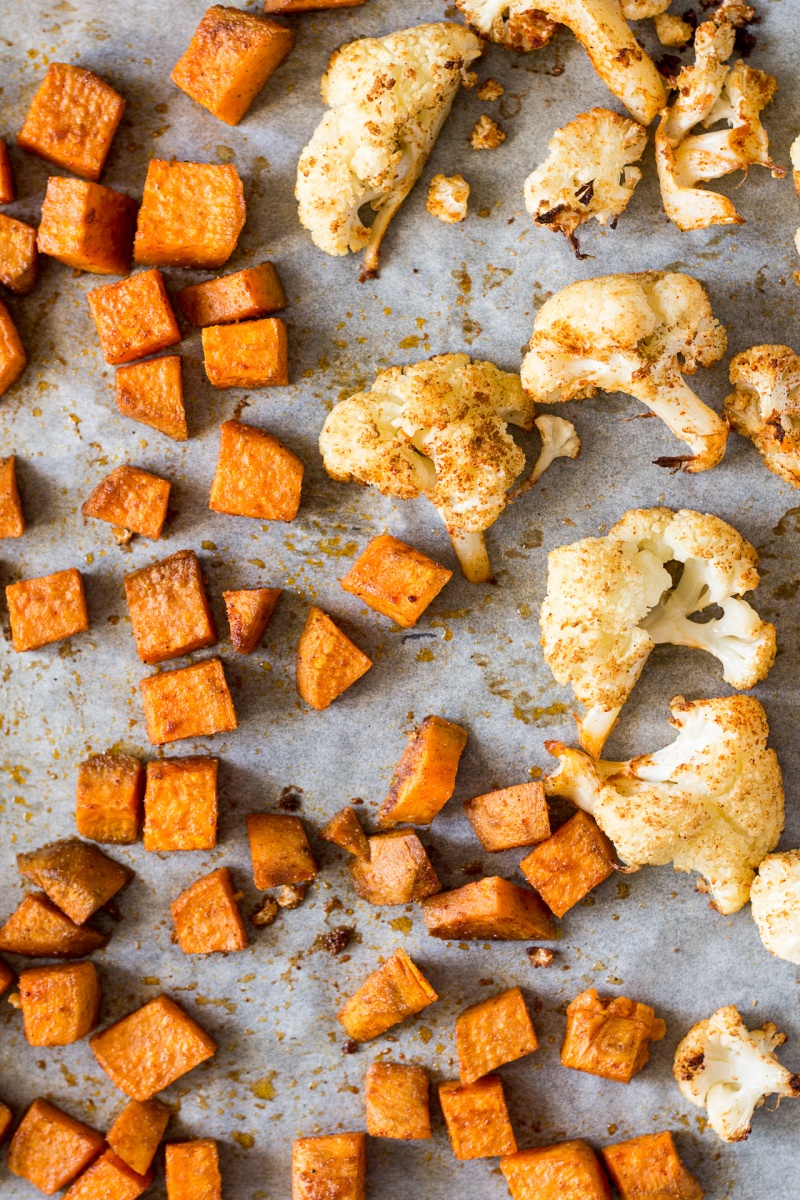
[202,316,288,387]
[340,534,452,628]
[365,1062,430,1140]
[0,214,38,295]
[0,298,26,396]
[125,549,216,665]
[37,177,136,275]
[0,893,107,958]
[602,1132,703,1200]
[247,813,317,888]
[0,956,13,994]
[264,0,364,9]
[350,830,440,905]
[520,811,615,918]
[501,1140,611,1200]
[83,465,171,540]
[107,1099,170,1176]
[116,355,187,440]
[171,866,248,954]
[16,961,101,1046]
[87,269,181,365]
[379,715,467,827]
[439,1076,517,1161]
[7,567,88,652]
[17,838,132,924]
[0,140,14,203]
[0,1101,12,1142]
[134,159,245,269]
[165,1138,222,1200]
[62,1149,153,1200]
[292,1132,366,1200]
[76,753,144,844]
[465,782,550,852]
[338,948,437,1042]
[224,586,281,653]
[210,419,302,520]
[140,657,237,745]
[296,606,371,710]
[7,1100,105,1195]
[18,63,124,180]
[456,986,538,1084]
[0,454,25,538]
[178,261,286,326]
[144,757,218,851]
[562,988,667,1084]
[320,805,370,861]
[421,876,555,942]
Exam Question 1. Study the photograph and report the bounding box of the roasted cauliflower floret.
[725,345,800,487]
[454,0,557,50]
[521,271,728,470]
[471,114,506,150]
[653,12,692,45]
[751,850,800,965]
[426,174,470,223]
[296,23,483,279]
[674,1006,800,1141]
[791,134,800,255]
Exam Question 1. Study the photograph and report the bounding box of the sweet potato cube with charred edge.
[265,0,364,9]
[0,893,107,958]
[178,261,286,326]
[7,1100,105,1195]
[338,948,437,1042]
[0,298,26,396]
[0,1101,12,1142]
[134,159,245,269]
[76,753,144,844]
[17,838,132,924]
[320,805,370,861]
[87,269,181,365]
[602,1132,703,1200]
[107,1099,170,1176]
[379,715,467,827]
[457,986,538,1084]
[439,1076,517,1160]
[16,961,101,1046]
[247,813,318,889]
[210,419,302,520]
[0,956,14,994]
[0,454,26,538]
[520,811,616,918]
[202,316,289,388]
[0,140,14,203]
[340,534,452,628]
[6,567,88,652]
[465,782,550,853]
[165,1138,222,1200]
[171,866,248,954]
[37,177,136,275]
[501,1140,612,1200]
[296,606,372,710]
[62,1149,153,1200]
[365,1062,431,1140]
[83,466,171,540]
[350,830,440,905]
[421,876,555,942]
[224,586,281,653]
[116,355,188,441]
[125,549,216,665]
[144,757,218,851]
[562,988,667,1084]
[140,657,237,745]
[0,214,38,295]
[292,1132,366,1200]
[18,63,124,180]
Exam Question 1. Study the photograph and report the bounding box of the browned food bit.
[6,567,88,652]
[350,830,441,905]
[320,805,370,861]
[178,262,287,326]
[456,986,538,1084]
[87,269,181,365]
[379,715,468,827]
[292,1132,366,1200]
[18,63,125,181]
[124,549,217,665]
[264,0,364,9]
[140,658,238,745]
[321,925,353,955]
[0,893,107,958]
[465,781,550,852]
[107,1099,170,1177]
[37,177,137,275]
[251,896,279,927]
[520,810,616,917]
[0,956,14,994]
[0,140,14,203]
[296,606,372,710]
[602,1131,703,1200]
[224,586,281,653]
[340,534,452,628]
[561,987,666,1084]
[134,159,245,269]
[471,114,506,150]
[76,753,144,845]
[421,876,555,942]
[247,813,318,889]
[116,356,188,441]
[338,948,437,1042]
[0,299,27,396]
[7,1099,105,1195]
[17,838,132,924]
[501,1140,612,1200]
[82,466,171,540]
[14,961,101,1046]
[144,757,218,851]
[0,214,38,295]
[439,1076,517,1160]
[365,1062,431,1140]
[277,882,308,908]
[527,946,554,968]
[61,1149,153,1200]
[171,867,248,954]
[0,454,26,538]
[165,1139,223,1200]
[210,419,303,520]
[202,316,289,387]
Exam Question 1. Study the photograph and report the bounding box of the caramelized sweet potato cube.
[116,355,187,440]
[125,549,216,665]
[365,1062,430,1140]
[90,994,217,1100]
[171,866,248,954]
[178,261,286,326]
[0,140,14,203]
[439,1076,517,1160]
[320,805,370,861]
[350,830,440,905]
[17,838,132,924]
[0,956,13,994]
[264,0,364,9]
[16,961,101,1046]
[202,316,288,387]
[465,782,550,852]
[602,1132,703,1200]
[210,419,302,520]
[7,1099,105,1195]
[0,1101,12,1142]
[501,1140,611,1200]
[18,63,124,180]
[87,269,181,365]
[83,465,171,540]
[0,454,26,538]
[140,657,237,745]
[341,534,452,628]
[134,159,245,269]
[76,753,144,844]
[6,567,88,652]
[561,988,667,1084]
[338,948,437,1042]
[379,715,467,827]
[247,813,317,888]
[421,876,555,942]
[165,1138,222,1200]
[62,1149,153,1200]
[520,811,615,918]
[224,586,281,652]
[456,986,538,1084]
[296,606,371,710]
[144,756,218,851]
[107,1099,170,1176]
[292,1132,366,1200]
[0,298,26,396]
[0,214,38,295]
[37,177,136,274]
[0,893,107,958]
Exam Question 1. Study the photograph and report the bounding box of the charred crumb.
[341,1039,358,1055]
[536,203,568,226]
[735,28,757,55]
[656,54,683,84]
[463,860,484,877]
[527,947,555,968]
[251,897,279,927]
[653,454,697,472]
[320,926,354,955]
[279,787,303,811]
[575,180,594,206]
[567,229,592,261]
[683,7,699,27]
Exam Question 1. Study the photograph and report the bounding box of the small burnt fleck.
[322,926,354,956]
[656,54,683,84]
[527,947,555,968]
[341,1039,358,1055]
[463,861,484,877]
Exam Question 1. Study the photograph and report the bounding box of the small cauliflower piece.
[511,415,581,502]
[478,78,505,101]
[674,1006,800,1141]
[751,851,800,965]
[471,114,506,150]
[296,23,483,279]
[521,271,728,469]
[791,134,800,256]
[654,12,693,46]
[725,344,800,487]
[427,174,470,223]
[455,0,556,50]
[621,0,669,16]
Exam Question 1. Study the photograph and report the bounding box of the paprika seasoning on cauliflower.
[750,851,800,965]
[454,0,556,51]
[725,344,800,488]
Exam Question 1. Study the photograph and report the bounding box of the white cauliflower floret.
[674,1006,800,1140]
[751,851,800,965]
[454,0,556,51]
[471,114,506,150]
[296,24,483,279]
[545,695,784,913]
[426,174,470,223]
[539,507,777,754]
[653,12,693,46]
[725,345,800,488]
[524,108,647,256]
[791,134,800,256]
[521,271,728,470]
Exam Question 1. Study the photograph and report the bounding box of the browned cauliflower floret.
[792,134,800,255]
[454,0,556,50]
[426,174,470,223]
[654,12,693,46]
[477,78,505,101]
[471,114,506,150]
[751,851,800,965]
[725,345,800,487]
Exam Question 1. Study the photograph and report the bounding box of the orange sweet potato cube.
[365,1062,430,1140]
[134,159,245,269]
[264,0,364,9]
[171,866,248,954]
[224,586,281,653]
[87,269,181,365]
[172,7,295,126]
[561,988,667,1084]
[90,994,217,1100]
[456,986,538,1084]
[292,1133,366,1200]
[144,756,218,851]
[0,298,26,396]
[7,567,88,652]
[202,316,289,388]
[37,177,136,275]
[0,1101,12,1142]
[0,214,38,295]
[501,1140,611,1200]
[116,355,188,440]
[178,261,286,326]
[0,893,107,958]
[125,548,216,665]
[62,1149,153,1200]
[439,1076,517,1160]
[16,961,101,1046]
[0,956,13,994]
[18,63,124,180]
[140,657,237,745]
[83,465,171,540]
[465,782,550,852]
[165,1138,222,1200]
[76,753,144,844]
[379,715,467,827]
[320,805,370,860]
[350,830,440,905]
[338,948,437,1042]
[520,811,616,918]
[296,606,372,710]
[247,813,318,888]
[0,454,26,538]
[107,1099,170,1176]
[210,419,302,520]
[340,534,452,628]
[17,838,132,924]
[0,140,14,203]
[602,1132,703,1200]
[421,876,555,942]
[7,1099,105,1195]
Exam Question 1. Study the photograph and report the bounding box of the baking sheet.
[1,0,799,1196]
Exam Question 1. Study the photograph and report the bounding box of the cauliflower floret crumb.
[751,850,800,965]
[654,12,693,46]
[478,78,505,101]
[471,114,506,150]
[426,174,470,223]
[791,133,800,256]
